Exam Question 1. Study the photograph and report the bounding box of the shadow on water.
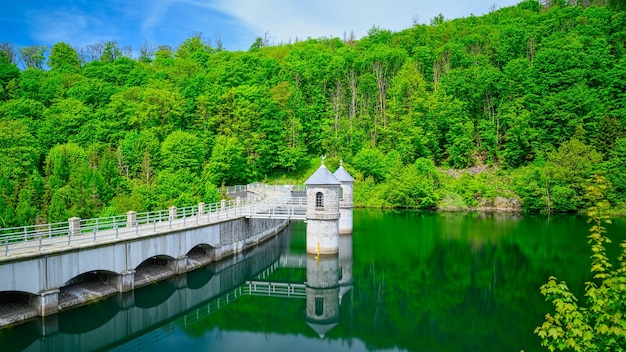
[0,322,39,352]
[186,265,216,290]
[134,279,178,309]
[59,299,120,334]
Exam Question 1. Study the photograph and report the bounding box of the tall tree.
[0,51,20,100]
[18,45,46,69]
[48,42,81,73]
[0,42,17,64]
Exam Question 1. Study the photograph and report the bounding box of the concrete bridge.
[0,185,308,326]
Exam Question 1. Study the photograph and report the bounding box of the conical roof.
[305,164,341,186]
[333,162,354,183]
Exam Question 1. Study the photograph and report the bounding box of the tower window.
[315,192,324,210]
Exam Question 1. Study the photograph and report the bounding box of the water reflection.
[305,253,340,338]
[338,233,353,303]
[305,233,354,338]
[5,211,624,352]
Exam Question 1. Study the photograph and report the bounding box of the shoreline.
[354,205,626,217]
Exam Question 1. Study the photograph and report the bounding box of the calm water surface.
[2,210,626,352]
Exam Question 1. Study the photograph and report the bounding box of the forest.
[0,0,626,227]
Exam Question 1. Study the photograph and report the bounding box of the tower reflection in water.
[305,232,352,338]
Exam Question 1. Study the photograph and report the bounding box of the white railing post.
[169,206,176,228]
[68,217,80,246]
[127,211,137,227]
[198,202,205,224]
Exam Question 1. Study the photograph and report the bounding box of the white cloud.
[210,0,521,44]
[140,1,172,37]
[137,0,234,45]
[16,0,522,52]
[28,8,112,47]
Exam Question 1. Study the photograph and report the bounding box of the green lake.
[2,209,626,352]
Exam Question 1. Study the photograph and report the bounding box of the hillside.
[1,0,625,226]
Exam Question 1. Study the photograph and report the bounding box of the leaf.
[598,324,609,334]
[548,327,561,339]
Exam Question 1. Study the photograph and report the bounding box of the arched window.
[315,297,324,316]
[315,192,324,210]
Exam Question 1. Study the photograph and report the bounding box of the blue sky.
[1,0,521,54]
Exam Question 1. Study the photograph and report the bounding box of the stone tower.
[305,159,341,255]
[333,160,355,235]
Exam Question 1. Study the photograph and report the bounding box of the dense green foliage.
[1,1,626,226]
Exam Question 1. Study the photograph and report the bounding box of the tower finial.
[321,154,326,166]
[339,159,343,167]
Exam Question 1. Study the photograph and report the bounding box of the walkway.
[0,184,306,260]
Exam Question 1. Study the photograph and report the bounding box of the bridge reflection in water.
[5,223,353,352]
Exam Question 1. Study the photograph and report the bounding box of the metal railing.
[0,184,308,257]
[244,196,307,219]
[227,183,303,197]
[0,198,249,257]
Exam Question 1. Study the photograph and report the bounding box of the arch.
[125,227,221,270]
[187,243,216,265]
[0,290,36,310]
[134,255,177,289]
[135,255,176,271]
[315,192,324,210]
[59,270,119,311]
[63,270,119,287]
